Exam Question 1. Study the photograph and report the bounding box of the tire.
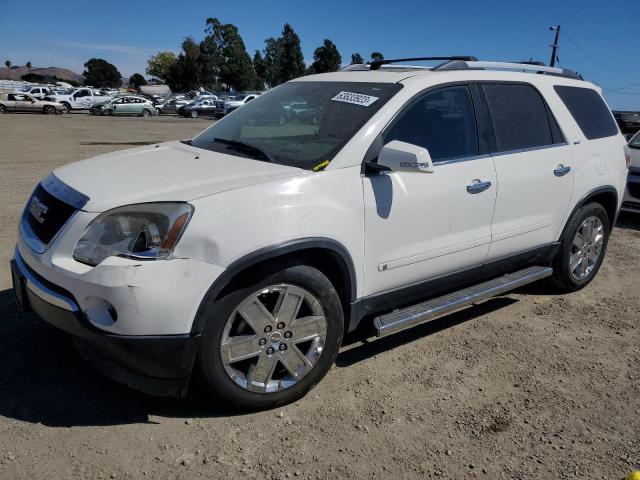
[61,102,71,113]
[43,105,56,115]
[550,202,610,292]
[141,109,152,117]
[156,108,162,115]
[190,110,198,118]
[197,262,344,410]
[0,105,6,114]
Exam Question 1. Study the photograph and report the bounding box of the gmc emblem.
[29,197,49,224]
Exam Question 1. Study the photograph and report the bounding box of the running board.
[373,266,553,337]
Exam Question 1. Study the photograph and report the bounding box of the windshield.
[191,81,402,170]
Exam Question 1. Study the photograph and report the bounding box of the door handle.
[466,180,492,194]
[554,165,571,177]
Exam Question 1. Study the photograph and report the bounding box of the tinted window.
[483,84,555,152]
[554,86,618,140]
[384,85,478,161]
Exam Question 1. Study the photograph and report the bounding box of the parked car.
[19,85,52,100]
[613,111,640,135]
[156,97,190,115]
[45,87,113,111]
[224,93,260,113]
[11,57,627,410]
[0,93,65,114]
[622,131,640,212]
[90,96,157,117]
[177,97,225,118]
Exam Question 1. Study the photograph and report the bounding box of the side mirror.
[376,140,434,173]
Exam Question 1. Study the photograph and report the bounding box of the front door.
[479,83,574,260]
[363,85,497,297]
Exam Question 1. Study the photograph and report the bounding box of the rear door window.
[384,85,478,161]
[554,86,619,140]
[482,84,558,152]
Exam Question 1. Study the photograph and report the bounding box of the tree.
[262,37,283,87]
[146,51,176,82]
[26,61,32,72]
[253,50,267,90]
[307,39,342,74]
[166,37,202,91]
[350,53,364,65]
[129,73,148,88]
[277,24,305,83]
[371,52,384,62]
[4,60,11,77]
[199,18,224,90]
[21,73,45,83]
[83,58,122,87]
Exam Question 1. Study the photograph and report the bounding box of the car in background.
[45,87,113,111]
[623,131,640,213]
[177,97,225,118]
[19,86,52,100]
[0,93,65,114]
[156,97,190,115]
[224,93,260,113]
[90,96,157,117]
[613,111,640,135]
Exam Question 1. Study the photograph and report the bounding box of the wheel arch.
[559,186,619,240]
[190,238,357,335]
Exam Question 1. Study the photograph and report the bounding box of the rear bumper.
[10,252,200,397]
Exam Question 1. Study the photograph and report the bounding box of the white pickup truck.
[45,88,113,111]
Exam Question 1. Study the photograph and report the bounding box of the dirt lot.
[0,113,638,480]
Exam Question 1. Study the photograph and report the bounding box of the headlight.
[73,203,193,266]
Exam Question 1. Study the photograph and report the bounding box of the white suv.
[11,57,627,409]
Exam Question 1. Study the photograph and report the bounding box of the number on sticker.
[331,91,379,107]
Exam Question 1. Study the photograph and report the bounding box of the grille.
[25,183,77,245]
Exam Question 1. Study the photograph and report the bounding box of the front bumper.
[11,251,200,397]
[622,167,640,213]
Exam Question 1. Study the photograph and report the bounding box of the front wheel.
[43,105,56,114]
[550,203,610,292]
[190,110,199,118]
[60,102,71,113]
[198,263,344,410]
[0,104,7,114]
[141,109,152,117]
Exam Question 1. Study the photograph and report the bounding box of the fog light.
[83,297,117,327]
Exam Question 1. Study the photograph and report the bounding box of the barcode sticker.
[331,91,379,107]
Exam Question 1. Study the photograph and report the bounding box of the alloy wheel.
[569,216,604,281]
[219,284,327,393]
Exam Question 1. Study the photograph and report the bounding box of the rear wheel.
[550,203,610,292]
[190,110,199,118]
[198,263,344,410]
[0,104,6,114]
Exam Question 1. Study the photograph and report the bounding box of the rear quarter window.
[553,86,619,140]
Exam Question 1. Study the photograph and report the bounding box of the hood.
[52,140,305,212]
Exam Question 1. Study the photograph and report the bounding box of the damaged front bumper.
[11,251,201,397]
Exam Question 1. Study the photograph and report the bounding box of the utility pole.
[549,25,560,67]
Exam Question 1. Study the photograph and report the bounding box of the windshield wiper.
[213,137,273,163]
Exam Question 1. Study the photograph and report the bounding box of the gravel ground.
[0,113,638,480]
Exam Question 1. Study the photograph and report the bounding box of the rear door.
[480,83,573,260]
[363,84,497,296]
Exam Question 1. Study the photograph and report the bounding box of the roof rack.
[369,56,478,70]
[342,57,582,80]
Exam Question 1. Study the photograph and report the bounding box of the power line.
[558,29,640,96]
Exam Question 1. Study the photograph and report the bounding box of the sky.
[1,0,638,109]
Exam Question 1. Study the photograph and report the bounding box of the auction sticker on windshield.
[331,91,379,107]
